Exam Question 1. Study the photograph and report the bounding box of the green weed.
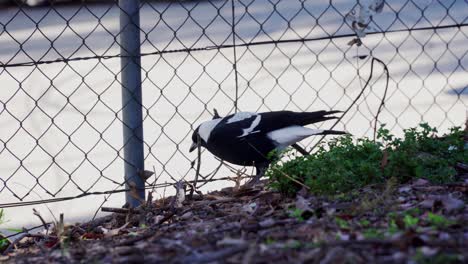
[362,228,384,239]
[288,208,305,222]
[0,209,9,252]
[427,213,454,229]
[403,214,419,228]
[268,124,466,196]
[414,251,460,264]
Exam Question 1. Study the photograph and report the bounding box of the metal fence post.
[119,0,145,207]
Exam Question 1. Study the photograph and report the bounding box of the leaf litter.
[1,170,467,264]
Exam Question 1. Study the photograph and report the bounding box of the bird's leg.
[246,162,269,186]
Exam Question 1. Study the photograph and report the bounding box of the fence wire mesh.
[0,0,466,222]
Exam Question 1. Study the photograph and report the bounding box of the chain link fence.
[0,0,466,224]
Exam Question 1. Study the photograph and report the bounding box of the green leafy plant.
[335,217,350,229]
[0,209,10,252]
[403,214,419,228]
[288,208,305,222]
[268,124,466,196]
[359,219,370,227]
[414,251,460,264]
[362,228,384,239]
[387,219,399,234]
[427,212,454,229]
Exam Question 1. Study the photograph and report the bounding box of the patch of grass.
[387,219,399,234]
[268,124,466,196]
[335,217,350,230]
[288,208,305,222]
[414,251,461,264]
[0,209,10,252]
[362,228,384,239]
[264,237,276,245]
[403,214,419,229]
[358,219,370,227]
[284,240,302,249]
[427,213,455,229]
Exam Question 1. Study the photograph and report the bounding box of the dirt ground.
[1,168,467,264]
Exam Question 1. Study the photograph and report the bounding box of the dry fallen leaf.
[412,178,429,186]
[242,203,257,214]
[103,222,129,238]
[419,195,465,212]
[217,237,246,246]
[172,181,186,208]
[398,185,411,193]
[295,195,312,212]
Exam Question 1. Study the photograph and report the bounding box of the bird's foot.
[242,175,264,189]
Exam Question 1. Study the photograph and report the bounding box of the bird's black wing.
[209,110,341,140]
[253,110,341,134]
[209,112,261,139]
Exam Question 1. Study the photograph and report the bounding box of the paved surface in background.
[0,0,466,228]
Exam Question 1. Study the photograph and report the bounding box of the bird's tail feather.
[302,110,343,125]
[319,130,348,135]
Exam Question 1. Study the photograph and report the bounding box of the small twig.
[101,207,141,214]
[116,207,192,247]
[372,57,389,141]
[272,167,310,190]
[192,198,237,207]
[80,214,114,231]
[3,223,52,240]
[3,233,46,254]
[319,239,395,249]
[189,134,202,199]
[32,208,49,235]
[147,165,160,204]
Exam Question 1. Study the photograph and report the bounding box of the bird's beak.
[189,142,198,153]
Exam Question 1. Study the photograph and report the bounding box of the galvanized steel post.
[119,0,145,207]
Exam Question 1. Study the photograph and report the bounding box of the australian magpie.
[189,110,346,184]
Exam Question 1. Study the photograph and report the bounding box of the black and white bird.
[189,110,346,184]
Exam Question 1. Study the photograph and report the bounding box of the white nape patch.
[237,114,262,138]
[267,126,323,149]
[226,112,256,124]
[198,118,222,143]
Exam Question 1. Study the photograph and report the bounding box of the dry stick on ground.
[3,223,52,241]
[101,207,142,214]
[4,233,48,254]
[115,208,190,247]
[32,209,49,235]
[147,165,161,204]
[116,198,238,247]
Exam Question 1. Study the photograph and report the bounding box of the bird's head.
[189,125,206,152]
[189,117,222,152]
